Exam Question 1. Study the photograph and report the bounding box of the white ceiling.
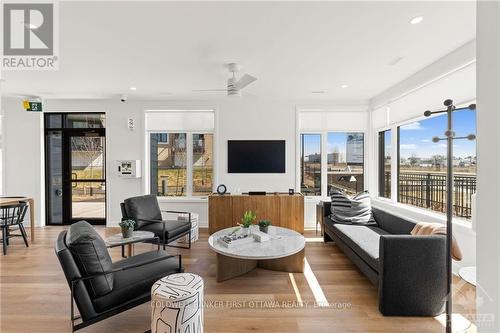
[0,1,476,101]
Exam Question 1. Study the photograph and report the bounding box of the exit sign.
[23,101,43,112]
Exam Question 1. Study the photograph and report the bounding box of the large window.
[300,134,321,195]
[299,132,365,196]
[397,107,476,218]
[327,133,364,195]
[150,133,213,197]
[378,130,391,198]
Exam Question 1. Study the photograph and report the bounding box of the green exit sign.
[23,101,43,112]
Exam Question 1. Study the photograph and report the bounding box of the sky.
[399,108,476,159]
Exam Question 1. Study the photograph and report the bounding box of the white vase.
[240,227,250,236]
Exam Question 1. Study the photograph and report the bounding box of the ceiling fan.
[193,63,257,97]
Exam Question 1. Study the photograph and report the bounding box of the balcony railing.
[395,171,476,219]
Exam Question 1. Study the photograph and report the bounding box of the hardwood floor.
[0,227,476,333]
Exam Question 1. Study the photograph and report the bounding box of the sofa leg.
[323,231,333,243]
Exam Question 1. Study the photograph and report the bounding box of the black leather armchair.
[121,194,192,249]
[55,221,183,332]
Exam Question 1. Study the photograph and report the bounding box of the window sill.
[157,196,209,203]
[371,197,473,230]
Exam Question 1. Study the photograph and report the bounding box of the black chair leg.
[2,227,7,255]
[19,223,29,247]
[5,227,9,245]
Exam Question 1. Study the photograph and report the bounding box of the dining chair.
[0,201,29,255]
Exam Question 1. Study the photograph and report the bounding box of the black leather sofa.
[55,221,183,332]
[322,202,446,316]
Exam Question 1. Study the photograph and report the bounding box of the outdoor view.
[71,136,106,219]
[300,133,365,196]
[300,134,321,195]
[398,107,477,218]
[193,134,214,195]
[380,130,392,198]
[151,133,213,196]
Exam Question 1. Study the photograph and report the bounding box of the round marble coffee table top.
[208,226,305,260]
[105,231,155,246]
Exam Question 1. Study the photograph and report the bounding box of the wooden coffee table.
[208,226,305,282]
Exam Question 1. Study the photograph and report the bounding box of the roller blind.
[145,110,215,132]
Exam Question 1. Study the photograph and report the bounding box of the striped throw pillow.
[330,190,376,225]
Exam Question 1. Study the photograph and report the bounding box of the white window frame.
[296,130,367,199]
[374,100,477,223]
[144,109,216,201]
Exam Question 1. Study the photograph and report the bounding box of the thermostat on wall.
[117,160,141,178]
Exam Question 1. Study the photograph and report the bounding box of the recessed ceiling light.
[311,90,325,94]
[129,87,137,91]
[409,16,424,25]
[341,84,348,89]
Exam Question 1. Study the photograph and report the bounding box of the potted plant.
[258,220,271,233]
[239,210,256,236]
[119,219,135,238]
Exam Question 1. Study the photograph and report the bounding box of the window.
[150,133,213,197]
[378,130,391,198]
[398,107,476,218]
[327,133,364,195]
[146,110,215,198]
[192,134,213,195]
[300,134,321,195]
[150,133,187,196]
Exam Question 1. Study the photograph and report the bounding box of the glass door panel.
[45,131,63,224]
[72,181,106,219]
[70,134,106,221]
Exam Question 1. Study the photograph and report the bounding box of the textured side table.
[151,273,204,333]
[177,213,199,244]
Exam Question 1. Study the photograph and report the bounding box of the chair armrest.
[161,210,191,221]
[161,210,190,215]
[378,235,446,316]
[72,254,182,283]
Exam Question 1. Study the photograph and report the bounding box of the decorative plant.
[119,219,135,230]
[258,219,271,233]
[119,219,135,238]
[240,210,257,228]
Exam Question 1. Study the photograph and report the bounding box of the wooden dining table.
[0,197,35,243]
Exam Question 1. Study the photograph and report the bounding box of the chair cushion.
[139,220,191,240]
[66,221,114,298]
[330,190,376,226]
[92,250,180,313]
[123,195,162,229]
[331,224,390,272]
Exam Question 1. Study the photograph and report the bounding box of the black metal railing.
[396,171,476,219]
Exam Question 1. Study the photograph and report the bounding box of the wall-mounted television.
[228,140,285,173]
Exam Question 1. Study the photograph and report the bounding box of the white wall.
[476,1,500,331]
[1,97,44,225]
[1,96,368,229]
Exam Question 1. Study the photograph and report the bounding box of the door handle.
[55,189,63,197]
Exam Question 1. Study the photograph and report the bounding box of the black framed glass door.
[45,113,106,225]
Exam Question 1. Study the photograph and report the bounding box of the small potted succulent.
[239,210,257,236]
[258,220,271,233]
[119,219,135,238]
